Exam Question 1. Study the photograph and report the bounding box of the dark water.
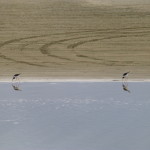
[0,82,150,150]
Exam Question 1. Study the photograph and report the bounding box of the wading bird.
[122,71,130,82]
[12,73,21,82]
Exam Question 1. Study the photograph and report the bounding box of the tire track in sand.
[0,30,101,66]
[0,26,150,67]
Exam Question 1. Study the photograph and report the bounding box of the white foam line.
[0,78,150,83]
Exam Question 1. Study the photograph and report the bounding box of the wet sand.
[0,0,150,80]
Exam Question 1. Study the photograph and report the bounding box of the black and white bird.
[12,73,21,82]
[122,71,130,81]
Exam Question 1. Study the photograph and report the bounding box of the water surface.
[0,82,150,150]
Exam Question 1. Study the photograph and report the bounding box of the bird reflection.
[12,83,22,91]
[122,82,130,93]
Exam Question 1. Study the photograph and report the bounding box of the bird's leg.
[124,77,127,83]
[123,77,127,84]
[122,77,125,83]
[14,77,17,83]
[16,77,20,83]
[125,80,128,86]
[126,76,128,82]
[18,77,20,83]
[16,79,19,86]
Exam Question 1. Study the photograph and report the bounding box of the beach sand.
[0,0,150,81]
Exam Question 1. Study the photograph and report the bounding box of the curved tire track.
[0,26,150,67]
[68,31,150,49]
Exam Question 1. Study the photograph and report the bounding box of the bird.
[122,71,130,82]
[12,73,21,82]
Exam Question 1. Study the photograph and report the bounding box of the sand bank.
[0,0,150,80]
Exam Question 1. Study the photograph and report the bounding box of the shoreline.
[1,78,150,83]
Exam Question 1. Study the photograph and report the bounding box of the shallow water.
[0,82,150,150]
